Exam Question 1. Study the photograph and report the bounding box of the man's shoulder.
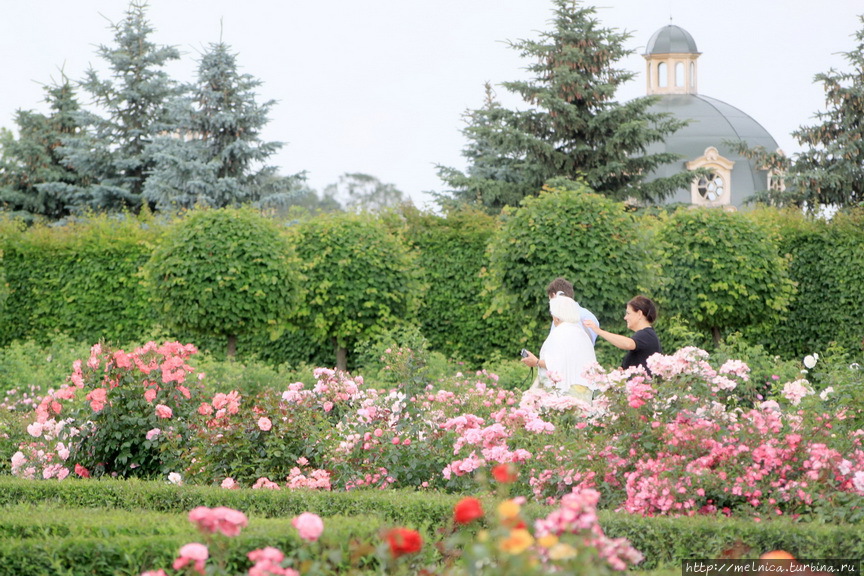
[578,305,599,324]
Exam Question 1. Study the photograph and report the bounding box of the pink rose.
[292,512,324,542]
[257,417,272,431]
[173,542,208,574]
[146,428,161,441]
[86,388,108,412]
[26,422,43,437]
[155,404,173,419]
[144,388,157,403]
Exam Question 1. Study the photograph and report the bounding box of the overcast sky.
[1,1,861,207]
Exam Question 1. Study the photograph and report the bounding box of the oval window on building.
[697,174,725,202]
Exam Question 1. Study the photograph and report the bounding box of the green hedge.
[401,207,506,366]
[0,506,398,576]
[0,214,160,347]
[766,209,864,358]
[2,477,864,575]
[3,206,864,367]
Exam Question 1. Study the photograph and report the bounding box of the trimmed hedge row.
[0,507,394,576]
[2,205,864,367]
[0,215,158,346]
[3,476,864,574]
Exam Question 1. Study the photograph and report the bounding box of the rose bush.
[10,342,864,522]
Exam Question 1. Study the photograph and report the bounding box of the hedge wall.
[1,477,863,575]
[401,207,509,365]
[767,209,864,358]
[2,206,864,367]
[0,215,160,347]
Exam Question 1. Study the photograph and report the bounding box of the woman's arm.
[583,320,636,351]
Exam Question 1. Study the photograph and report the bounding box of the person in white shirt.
[521,295,597,402]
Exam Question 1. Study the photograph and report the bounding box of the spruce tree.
[787,15,864,209]
[0,77,85,220]
[60,1,182,213]
[144,40,283,211]
[438,0,692,212]
[735,16,864,210]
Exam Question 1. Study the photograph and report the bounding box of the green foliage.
[190,352,300,398]
[0,214,159,346]
[796,342,864,416]
[0,335,90,394]
[767,208,864,357]
[286,212,419,369]
[711,332,801,397]
[401,206,504,365]
[601,512,864,570]
[353,323,448,391]
[144,207,304,356]
[438,1,693,212]
[655,208,795,345]
[485,182,647,348]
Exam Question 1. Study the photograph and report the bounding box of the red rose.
[491,463,518,483]
[453,497,484,524]
[384,527,423,558]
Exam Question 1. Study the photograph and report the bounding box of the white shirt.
[538,321,597,394]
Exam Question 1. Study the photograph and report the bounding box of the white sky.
[1,1,861,207]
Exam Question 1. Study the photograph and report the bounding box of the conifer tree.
[0,77,85,220]
[60,1,182,213]
[786,15,864,209]
[735,16,864,210]
[438,0,692,212]
[145,40,283,210]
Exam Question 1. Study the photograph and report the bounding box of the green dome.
[644,94,780,207]
[645,24,699,55]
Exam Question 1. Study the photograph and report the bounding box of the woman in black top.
[582,295,662,372]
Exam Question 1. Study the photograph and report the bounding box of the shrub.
[485,182,648,350]
[285,212,419,370]
[0,214,159,346]
[0,335,90,395]
[144,207,304,358]
[655,208,795,346]
[12,341,204,480]
[401,206,503,366]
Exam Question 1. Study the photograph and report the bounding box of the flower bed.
[6,342,864,525]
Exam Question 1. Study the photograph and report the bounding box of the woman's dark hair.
[546,277,574,299]
[628,295,657,324]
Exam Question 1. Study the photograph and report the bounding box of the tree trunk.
[711,326,721,347]
[335,341,347,371]
[227,334,237,359]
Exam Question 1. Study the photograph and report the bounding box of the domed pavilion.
[640,24,782,209]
